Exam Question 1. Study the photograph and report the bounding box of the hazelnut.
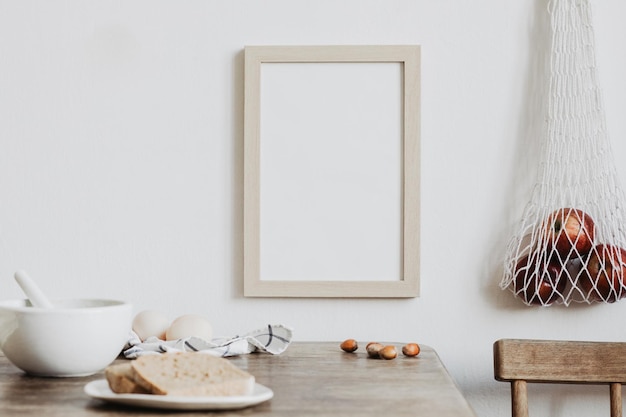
[402,343,420,357]
[379,345,397,360]
[366,342,384,358]
[340,339,358,353]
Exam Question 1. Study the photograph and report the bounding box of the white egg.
[132,310,170,341]
[165,314,213,341]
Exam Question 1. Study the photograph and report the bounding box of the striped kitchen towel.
[123,324,293,359]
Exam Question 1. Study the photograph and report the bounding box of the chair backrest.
[493,339,626,417]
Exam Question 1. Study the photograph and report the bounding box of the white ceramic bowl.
[0,298,132,377]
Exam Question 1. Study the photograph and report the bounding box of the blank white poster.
[259,62,403,282]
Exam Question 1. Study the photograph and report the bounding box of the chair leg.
[511,380,528,417]
[610,383,622,417]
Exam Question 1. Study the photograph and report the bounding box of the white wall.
[2,1,626,416]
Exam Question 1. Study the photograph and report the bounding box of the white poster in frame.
[244,45,420,298]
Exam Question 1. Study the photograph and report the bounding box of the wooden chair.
[493,339,626,417]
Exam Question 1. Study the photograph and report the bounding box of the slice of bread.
[105,353,255,397]
[104,362,149,394]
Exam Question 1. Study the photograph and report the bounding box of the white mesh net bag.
[501,0,626,306]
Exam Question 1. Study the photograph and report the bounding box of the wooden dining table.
[0,341,476,416]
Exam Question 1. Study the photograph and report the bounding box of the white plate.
[84,379,274,410]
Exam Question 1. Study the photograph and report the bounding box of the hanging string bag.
[500,0,626,306]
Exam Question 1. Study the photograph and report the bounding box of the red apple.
[513,255,567,306]
[579,244,626,303]
[542,208,595,259]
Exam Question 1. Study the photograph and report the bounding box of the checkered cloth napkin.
[123,324,293,359]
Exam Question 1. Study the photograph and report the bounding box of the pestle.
[14,270,54,308]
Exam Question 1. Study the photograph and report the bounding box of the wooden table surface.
[0,342,476,417]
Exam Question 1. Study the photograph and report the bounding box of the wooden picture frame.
[243,45,420,298]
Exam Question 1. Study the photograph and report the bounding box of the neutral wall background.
[2,1,626,416]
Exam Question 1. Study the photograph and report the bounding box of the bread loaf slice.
[130,352,255,396]
[105,362,150,394]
